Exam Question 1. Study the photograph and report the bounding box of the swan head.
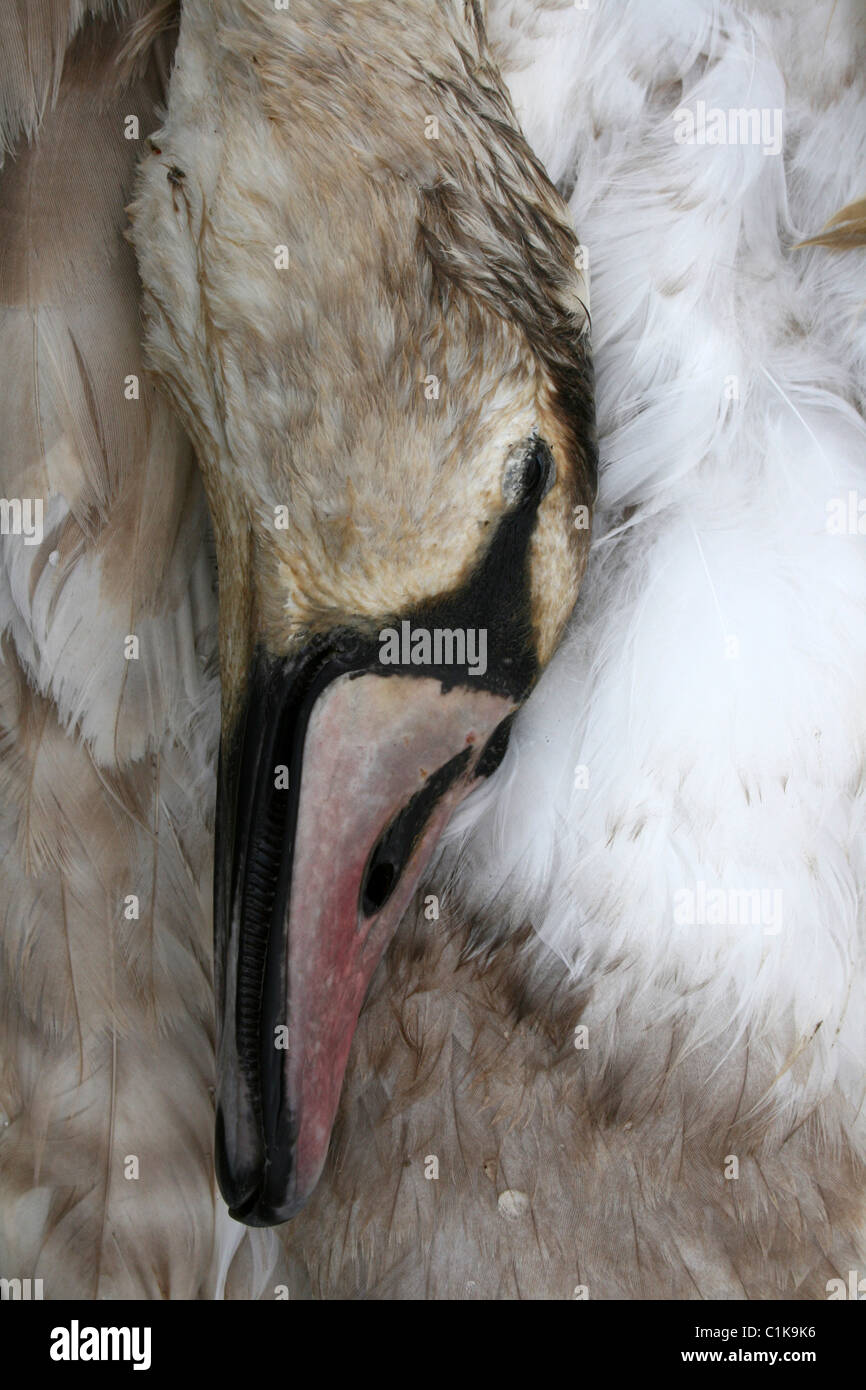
[129,0,595,1225]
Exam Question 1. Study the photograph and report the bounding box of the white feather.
[447,0,866,1133]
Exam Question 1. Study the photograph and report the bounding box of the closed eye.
[502,433,555,508]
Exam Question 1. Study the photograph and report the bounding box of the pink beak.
[214,653,515,1224]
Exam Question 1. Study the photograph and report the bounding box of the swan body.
[1,0,865,1299]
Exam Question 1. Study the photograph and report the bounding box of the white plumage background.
[1,0,865,1301]
[455,0,866,1134]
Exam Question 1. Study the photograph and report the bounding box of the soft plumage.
[1,0,865,1299]
[0,3,219,1297]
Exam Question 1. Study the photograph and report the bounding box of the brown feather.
[0,6,221,1297]
[243,908,866,1299]
[796,196,866,250]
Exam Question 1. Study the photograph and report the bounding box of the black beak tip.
[227,1194,306,1227]
[214,1105,263,1218]
[215,1106,307,1227]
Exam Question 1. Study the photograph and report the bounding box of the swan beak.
[213,638,515,1225]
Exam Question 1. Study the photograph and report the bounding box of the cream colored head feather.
[129,0,595,723]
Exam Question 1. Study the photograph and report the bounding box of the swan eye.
[502,434,555,507]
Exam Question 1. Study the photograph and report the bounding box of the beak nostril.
[359,746,473,922]
[361,859,398,916]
